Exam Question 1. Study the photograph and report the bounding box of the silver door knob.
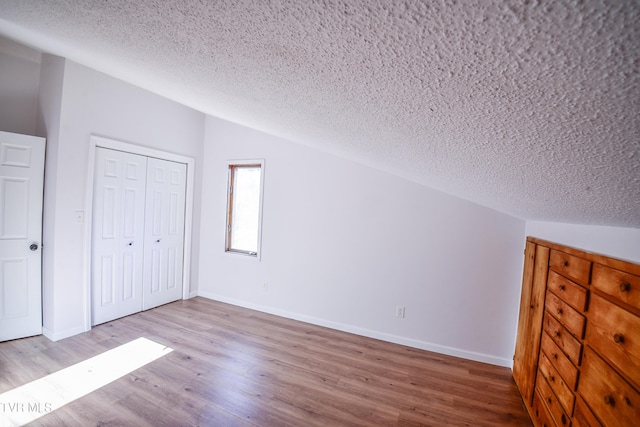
[30,243,39,251]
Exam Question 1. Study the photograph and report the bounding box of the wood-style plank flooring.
[0,297,532,426]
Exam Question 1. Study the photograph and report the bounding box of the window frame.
[225,159,265,260]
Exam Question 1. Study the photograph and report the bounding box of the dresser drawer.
[585,293,640,390]
[572,396,602,427]
[550,250,591,285]
[538,351,575,416]
[544,312,583,366]
[592,263,640,312]
[548,270,588,312]
[541,331,578,390]
[580,348,640,427]
[546,291,586,339]
[532,388,557,427]
[536,372,571,427]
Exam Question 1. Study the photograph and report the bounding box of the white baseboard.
[197,291,512,368]
[42,325,87,342]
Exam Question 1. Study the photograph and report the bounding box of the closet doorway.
[88,137,194,326]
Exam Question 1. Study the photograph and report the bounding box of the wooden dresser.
[513,237,640,427]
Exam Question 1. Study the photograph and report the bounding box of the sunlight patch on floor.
[0,337,173,426]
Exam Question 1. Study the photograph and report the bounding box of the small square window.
[225,160,264,257]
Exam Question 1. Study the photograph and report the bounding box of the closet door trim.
[83,135,195,332]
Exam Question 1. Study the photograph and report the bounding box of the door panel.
[1,178,29,238]
[2,259,28,317]
[142,157,186,310]
[513,242,550,404]
[92,148,147,325]
[100,255,115,305]
[0,131,45,342]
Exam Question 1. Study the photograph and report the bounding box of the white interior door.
[92,148,147,325]
[0,131,45,342]
[92,148,186,325]
[142,157,186,310]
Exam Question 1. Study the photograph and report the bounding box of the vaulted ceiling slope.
[0,1,638,227]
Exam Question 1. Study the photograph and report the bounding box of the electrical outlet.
[396,306,405,318]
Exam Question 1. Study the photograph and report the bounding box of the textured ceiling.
[1,0,639,227]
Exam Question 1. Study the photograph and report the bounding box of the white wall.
[12,40,636,367]
[36,54,66,332]
[0,36,41,135]
[199,116,526,366]
[37,56,205,340]
[526,221,640,263]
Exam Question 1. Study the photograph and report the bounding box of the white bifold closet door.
[142,154,187,310]
[92,147,186,326]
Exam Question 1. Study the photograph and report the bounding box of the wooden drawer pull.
[559,284,565,291]
[613,333,625,343]
[556,308,563,315]
[561,414,567,425]
[552,352,558,360]
[624,396,631,406]
[549,375,555,382]
[554,331,561,338]
[619,282,630,292]
[604,395,615,406]
[562,261,569,267]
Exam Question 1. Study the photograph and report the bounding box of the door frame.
[83,135,196,332]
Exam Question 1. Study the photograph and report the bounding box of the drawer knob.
[604,395,615,406]
[614,333,625,343]
[620,282,630,292]
[556,308,563,315]
[549,375,555,382]
[624,396,631,406]
[562,261,569,267]
[547,397,552,403]
[552,353,558,360]
[559,284,566,291]
[554,331,561,338]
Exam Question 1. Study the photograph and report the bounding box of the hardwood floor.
[0,297,532,426]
